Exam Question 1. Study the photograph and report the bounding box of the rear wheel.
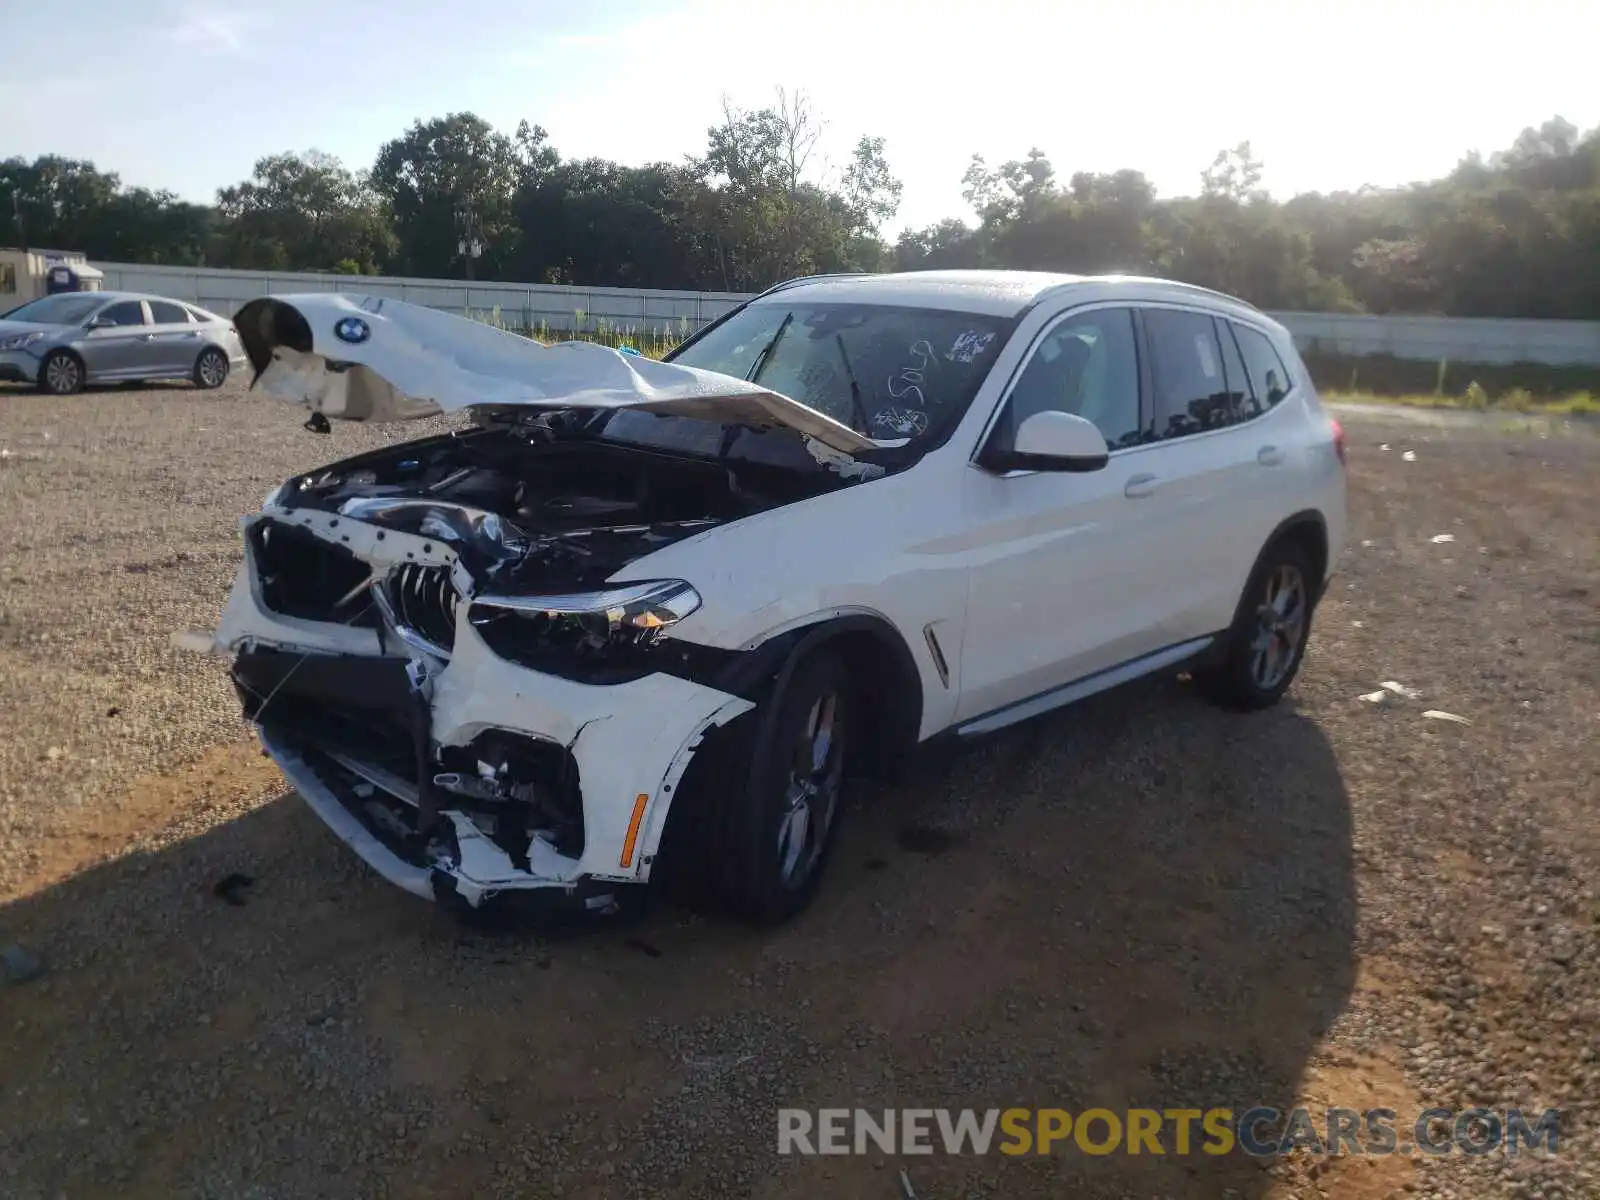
[705,650,853,924]
[1196,540,1317,711]
[193,347,229,390]
[38,350,84,395]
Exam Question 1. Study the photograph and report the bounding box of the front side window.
[95,301,147,328]
[990,307,1142,452]
[1143,309,1239,439]
[664,302,1010,442]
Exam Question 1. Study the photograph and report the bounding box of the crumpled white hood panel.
[232,293,879,455]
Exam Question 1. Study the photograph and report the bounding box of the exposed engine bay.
[267,412,848,593]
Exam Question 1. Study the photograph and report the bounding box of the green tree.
[216,151,394,273]
[370,113,521,279]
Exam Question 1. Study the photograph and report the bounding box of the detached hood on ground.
[232,293,880,456]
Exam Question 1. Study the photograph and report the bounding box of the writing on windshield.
[671,302,1008,441]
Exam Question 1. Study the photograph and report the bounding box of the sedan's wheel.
[38,350,84,396]
[1196,540,1317,711]
[708,650,853,924]
[193,348,229,390]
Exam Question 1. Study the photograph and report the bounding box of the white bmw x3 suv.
[196,270,1346,924]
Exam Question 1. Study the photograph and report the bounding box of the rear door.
[145,299,205,376]
[1134,305,1282,642]
[78,299,152,379]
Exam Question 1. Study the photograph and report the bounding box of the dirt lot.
[0,382,1596,1200]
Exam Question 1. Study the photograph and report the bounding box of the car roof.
[752,269,1262,320]
[89,290,210,308]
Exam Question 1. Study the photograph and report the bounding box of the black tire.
[193,347,229,390]
[1195,539,1318,711]
[37,350,85,395]
[705,649,854,924]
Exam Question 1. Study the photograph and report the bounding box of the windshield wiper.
[833,334,871,434]
[745,311,794,384]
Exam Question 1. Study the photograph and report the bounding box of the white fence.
[1275,310,1600,368]
[92,261,1600,367]
[92,262,748,339]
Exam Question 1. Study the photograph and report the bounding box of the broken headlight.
[467,580,703,681]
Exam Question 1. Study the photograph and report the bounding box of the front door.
[955,305,1177,723]
[78,299,152,379]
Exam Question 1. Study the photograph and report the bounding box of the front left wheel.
[37,350,84,395]
[706,650,854,924]
[193,348,229,390]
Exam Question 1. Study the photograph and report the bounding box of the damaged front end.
[184,291,906,913]
[199,417,869,910]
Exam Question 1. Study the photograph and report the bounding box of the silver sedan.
[0,290,249,394]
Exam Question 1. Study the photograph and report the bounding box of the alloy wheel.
[775,690,844,888]
[198,351,227,388]
[44,355,81,394]
[1249,564,1307,690]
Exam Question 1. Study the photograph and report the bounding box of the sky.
[3,0,1598,236]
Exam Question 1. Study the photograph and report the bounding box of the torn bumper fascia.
[200,506,754,907]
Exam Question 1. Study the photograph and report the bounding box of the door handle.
[1124,472,1159,499]
[141,333,157,341]
[1257,445,1283,466]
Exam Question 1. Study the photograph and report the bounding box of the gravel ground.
[0,383,1596,1200]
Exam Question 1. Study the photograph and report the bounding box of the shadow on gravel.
[0,675,1354,1200]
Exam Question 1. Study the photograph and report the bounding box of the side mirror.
[984,410,1110,474]
[86,315,114,330]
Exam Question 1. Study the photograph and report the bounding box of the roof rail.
[752,272,875,299]
[1031,273,1260,314]
[1145,276,1260,311]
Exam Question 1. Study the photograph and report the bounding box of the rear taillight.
[1330,418,1347,467]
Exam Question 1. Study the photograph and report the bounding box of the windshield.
[2,294,105,325]
[668,301,1010,441]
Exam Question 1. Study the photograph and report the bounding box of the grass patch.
[467,306,685,358]
[1323,389,1600,415]
[1303,350,1600,409]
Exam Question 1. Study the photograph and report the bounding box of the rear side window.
[148,300,189,324]
[1142,309,1236,439]
[1213,320,1259,422]
[186,306,218,323]
[1230,322,1294,411]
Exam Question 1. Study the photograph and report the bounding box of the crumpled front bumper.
[195,514,754,908]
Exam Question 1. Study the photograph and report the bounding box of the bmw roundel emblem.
[333,316,371,345]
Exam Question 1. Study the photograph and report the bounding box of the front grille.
[249,518,380,628]
[386,562,459,652]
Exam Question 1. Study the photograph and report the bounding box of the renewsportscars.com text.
[776,1107,1561,1157]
